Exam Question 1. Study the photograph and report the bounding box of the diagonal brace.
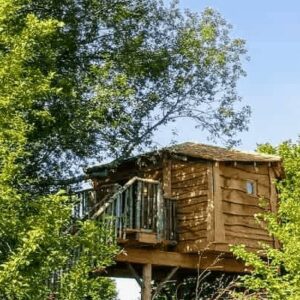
[152,267,179,299]
[126,263,142,287]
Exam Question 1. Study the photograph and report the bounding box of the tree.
[0,1,117,298]
[6,0,250,192]
[0,0,249,298]
[232,141,300,299]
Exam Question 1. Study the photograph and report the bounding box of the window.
[246,180,256,195]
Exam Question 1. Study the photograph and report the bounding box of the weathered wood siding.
[171,160,209,253]
[90,157,279,254]
[219,163,274,251]
[92,162,163,190]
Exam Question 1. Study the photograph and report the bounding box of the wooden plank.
[177,223,207,232]
[142,264,152,300]
[137,232,158,244]
[172,170,207,185]
[129,185,133,228]
[213,162,225,242]
[225,224,269,236]
[173,190,208,200]
[225,235,273,248]
[136,181,142,229]
[204,163,213,242]
[116,248,247,273]
[147,183,151,229]
[176,239,209,253]
[153,184,158,232]
[177,230,207,241]
[172,182,208,190]
[220,165,270,180]
[224,214,266,229]
[223,199,270,210]
[143,169,163,181]
[178,222,207,231]
[177,201,207,213]
[141,182,145,228]
[171,162,208,172]
[156,184,164,240]
[177,214,206,221]
[225,229,273,241]
[222,201,267,216]
[123,190,128,238]
[178,201,207,211]
[222,189,269,206]
[177,194,208,202]
[163,159,172,198]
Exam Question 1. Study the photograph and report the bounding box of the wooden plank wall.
[219,163,274,251]
[92,162,163,190]
[171,160,209,253]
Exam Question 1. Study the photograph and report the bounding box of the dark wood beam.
[117,248,247,273]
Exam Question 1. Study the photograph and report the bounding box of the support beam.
[142,264,152,300]
[117,248,247,273]
[126,263,142,287]
[152,267,179,299]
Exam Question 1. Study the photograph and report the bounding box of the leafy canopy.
[5,0,250,192]
[0,1,118,299]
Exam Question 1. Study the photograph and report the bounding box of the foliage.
[0,1,118,299]
[232,141,300,300]
[153,273,236,300]
[4,0,250,192]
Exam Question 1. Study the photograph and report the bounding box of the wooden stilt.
[142,263,152,300]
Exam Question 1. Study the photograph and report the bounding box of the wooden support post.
[142,263,152,300]
[207,164,214,242]
[213,162,225,243]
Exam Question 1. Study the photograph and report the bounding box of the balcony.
[72,177,177,246]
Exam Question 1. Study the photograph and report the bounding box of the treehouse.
[75,142,282,299]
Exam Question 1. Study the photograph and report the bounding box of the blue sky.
[155,0,300,151]
[117,1,300,299]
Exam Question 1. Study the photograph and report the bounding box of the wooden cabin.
[75,142,282,299]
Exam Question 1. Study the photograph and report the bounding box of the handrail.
[91,177,160,219]
[72,176,176,242]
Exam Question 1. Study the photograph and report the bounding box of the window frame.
[246,180,257,196]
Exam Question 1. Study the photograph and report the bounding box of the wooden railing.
[91,177,164,240]
[72,177,176,242]
[72,188,94,219]
[164,198,177,241]
[72,183,120,219]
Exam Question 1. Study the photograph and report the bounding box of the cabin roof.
[165,142,281,162]
[86,142,281,174]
